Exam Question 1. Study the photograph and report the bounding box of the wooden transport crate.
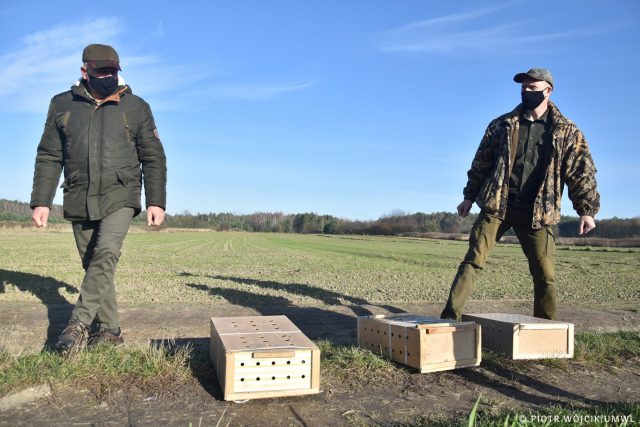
[209,315,321,401]
[461,313,574,359]
[357,314,481,373]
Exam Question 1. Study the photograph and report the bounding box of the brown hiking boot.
[55,320,89,354]
[88,328,124,347]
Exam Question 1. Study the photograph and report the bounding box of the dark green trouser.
[70,207,134,331]
[440,205,557,320]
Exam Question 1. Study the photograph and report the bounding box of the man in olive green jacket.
[30,44,167,352]
[440,68,599,321]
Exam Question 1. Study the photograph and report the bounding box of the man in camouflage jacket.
[440,68,599,321]
[30,44,167,352]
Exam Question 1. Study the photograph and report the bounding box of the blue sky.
[1,1,638,220]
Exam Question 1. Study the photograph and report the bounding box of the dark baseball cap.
[513,68,553,88]
[82,44,121,70]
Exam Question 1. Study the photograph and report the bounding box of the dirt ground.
[1,301,639,426]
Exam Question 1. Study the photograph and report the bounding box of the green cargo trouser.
[440,205,557,320]
[70,207,134,331]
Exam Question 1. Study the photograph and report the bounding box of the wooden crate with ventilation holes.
[357,314,481,373]
[209,315,321,401]
[462,313,574,359]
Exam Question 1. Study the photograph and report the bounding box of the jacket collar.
[71,75,131,104]
[501,101,570,130]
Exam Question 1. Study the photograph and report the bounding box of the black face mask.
[87,74,119,98]
[521,89,546,110]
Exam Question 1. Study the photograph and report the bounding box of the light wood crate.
[462,313,574,359]
[357,314,481,373]
[209,315,321,401]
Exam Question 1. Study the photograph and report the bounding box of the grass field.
[0,229,638,307]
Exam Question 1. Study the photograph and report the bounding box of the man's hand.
[147,206,165,226]
[457,199,473,217]
[32,206,50,228]
[578,215,596,235]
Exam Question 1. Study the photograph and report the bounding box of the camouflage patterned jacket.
[463,101,600,229]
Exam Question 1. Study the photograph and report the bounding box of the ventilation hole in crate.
[240,378,245,382]
[302,360,306,364]
[392,349,395,353]
[289,343,294,346]
[287,361,291,365]
[377,330,380,334]
[272,376,276,380]
[301,375,306,379]
[256,377,260,381]
[272,361,276,365]
[384,332,387,335]
[287,375,291,379]
[241,362,245,366]
[391,333,394,337]
[399,351,403,354]
[256,362,261,366]
[407,353,410,356]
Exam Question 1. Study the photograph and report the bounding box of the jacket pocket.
[115,167,141,187]
[478,155,505,210]
[60,171,79,191]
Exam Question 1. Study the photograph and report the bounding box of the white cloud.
[0,17,316,113]
[202,80,318,101]
[0,18,123,112]
[378,3,608,56]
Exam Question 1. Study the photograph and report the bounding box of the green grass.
[0,344,193,399]
[478,331,640,373]
[575,331,640,365]
[386,398,640,427]
[318,340,405,386]
[465,399,640,427]
[1,230,638,307]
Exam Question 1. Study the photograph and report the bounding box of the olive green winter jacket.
[30,80,166,221]
[463,101,599,229]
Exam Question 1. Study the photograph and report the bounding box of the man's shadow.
[179,272,405,318]
[0,269,77,350]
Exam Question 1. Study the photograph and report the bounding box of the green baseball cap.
[82,44,121,70]
[513,68,553,88]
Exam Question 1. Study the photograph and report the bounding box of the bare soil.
[1,301,639,426]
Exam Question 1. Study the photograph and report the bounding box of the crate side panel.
[516,329,572,358]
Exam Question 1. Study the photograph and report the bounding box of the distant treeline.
[1,198,638,238]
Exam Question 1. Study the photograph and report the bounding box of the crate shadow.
[455,355,608,408]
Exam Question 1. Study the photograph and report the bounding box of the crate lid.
[360,313,475,328]
[462,313,572,330]
[211,315,318,352]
